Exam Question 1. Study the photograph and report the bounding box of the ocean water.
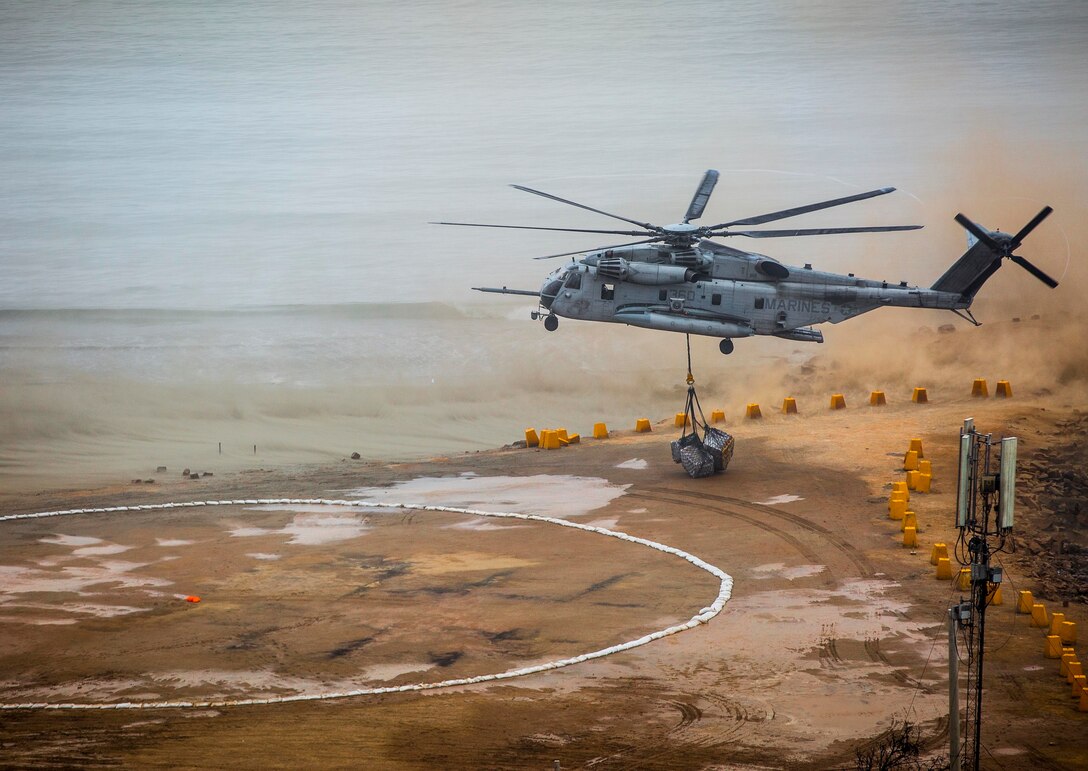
[2,1,1086,488]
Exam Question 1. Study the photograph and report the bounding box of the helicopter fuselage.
[541,240,969,344]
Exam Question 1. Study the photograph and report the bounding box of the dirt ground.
[1,389,1087,769]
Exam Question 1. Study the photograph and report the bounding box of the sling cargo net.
[670,385,734,478]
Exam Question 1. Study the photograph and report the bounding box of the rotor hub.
[661,222,702,245]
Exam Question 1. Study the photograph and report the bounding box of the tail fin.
[929,225,1003,300]
[930,208,1057,300]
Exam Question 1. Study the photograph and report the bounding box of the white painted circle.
[0,498,732,710]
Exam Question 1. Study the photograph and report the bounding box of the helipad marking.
[0,498,732,710]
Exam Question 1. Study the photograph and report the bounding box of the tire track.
[635,487,873,578]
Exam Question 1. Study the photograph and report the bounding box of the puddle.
[360,662,436,682]
[279,515,371,545]
[751,563,827,580]
[72,543,132,557]
[755,494,805,505]
[616,459,648,469]
[156,538,194,547]
[0,563,172,596]
[247,553,281,561]
[444,518,527,532]
[40,534,103,547]
[349,474,628,519]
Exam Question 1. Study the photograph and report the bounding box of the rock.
[938,324,956,334]
[131,479,142,484]
[189,473,200,480]
[156,466,167,473]
[201,471,213,477]
[144,479,155,484]
[182,468,191,476]
[350,452,361,460]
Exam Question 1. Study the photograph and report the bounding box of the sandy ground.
[1,387,1087,769]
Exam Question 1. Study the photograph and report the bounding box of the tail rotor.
[954,207,1058,288]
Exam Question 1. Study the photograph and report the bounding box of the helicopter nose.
[540,278,562,309]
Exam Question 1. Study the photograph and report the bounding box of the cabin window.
[563,272,582,289]
[755,298,765,309]
[659,289,667,301]
[711,293,721,306]
[601,283,615,301]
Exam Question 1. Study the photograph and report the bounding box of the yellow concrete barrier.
[1073,674,1087,699]
[1049,612,1067,637]
[916,473,932,493]
[1046,635,1065,658]
[782,397,798,414]
[870,390,887,406]
[936,557,953,580]
[972,378,989,397]
[904,450,920,471]
[907,470,920,490]
[557,428,569,442]
[908,438,924,458]
[1068,661,1084,684]
[1080,689,1088,712]
[930,543,948,565]
[1060,620,1078,645]
[674,412,689,427]
[541,430,561,450]
[889,497,906,521]
[525,428,539,448]
[903,526,917,548]
[911,387,929,403]
[830,393,846,410]
[567,433,581,444]
[987,585,1003,605]
[593,422,609,439]
[710,409,725,424]
[1016,590,1034,614]
[996,379,1013,398]
[957,567,972,591]
[902,510,917,532]
[1061,652,1078,677]
[635,418,652,433]
[892,481,909,499]
[1031,603,1049,628]
[745,403,762,419]
[919,459,932,476]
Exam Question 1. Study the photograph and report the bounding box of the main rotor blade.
[532,238,662,260]
[472,286,541,296]
[510,184,658,231]
[711,224,923,239]
[710,187,898,229]
[954,213,1004,253]
[431,221,653,237]
[1009,254,1059,288]
[1009,205,1053,249]
[683,169,719,223]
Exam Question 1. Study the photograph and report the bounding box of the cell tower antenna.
[949,419,1016,771]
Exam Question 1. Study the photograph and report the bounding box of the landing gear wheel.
[719,338,734,355]
[544,315,559,332]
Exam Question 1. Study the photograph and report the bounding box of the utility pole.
[950,418,1016,771]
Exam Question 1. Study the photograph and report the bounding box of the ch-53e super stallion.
[436,170,1057,354]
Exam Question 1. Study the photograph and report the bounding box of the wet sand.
[2,385,1087,769]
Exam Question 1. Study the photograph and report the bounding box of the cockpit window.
[563,271,582,289]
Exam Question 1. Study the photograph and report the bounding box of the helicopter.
[436,170,1058,354]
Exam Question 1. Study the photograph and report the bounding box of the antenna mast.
[950,418,1017,771]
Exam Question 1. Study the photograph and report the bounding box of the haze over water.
[2,1,1086,488]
